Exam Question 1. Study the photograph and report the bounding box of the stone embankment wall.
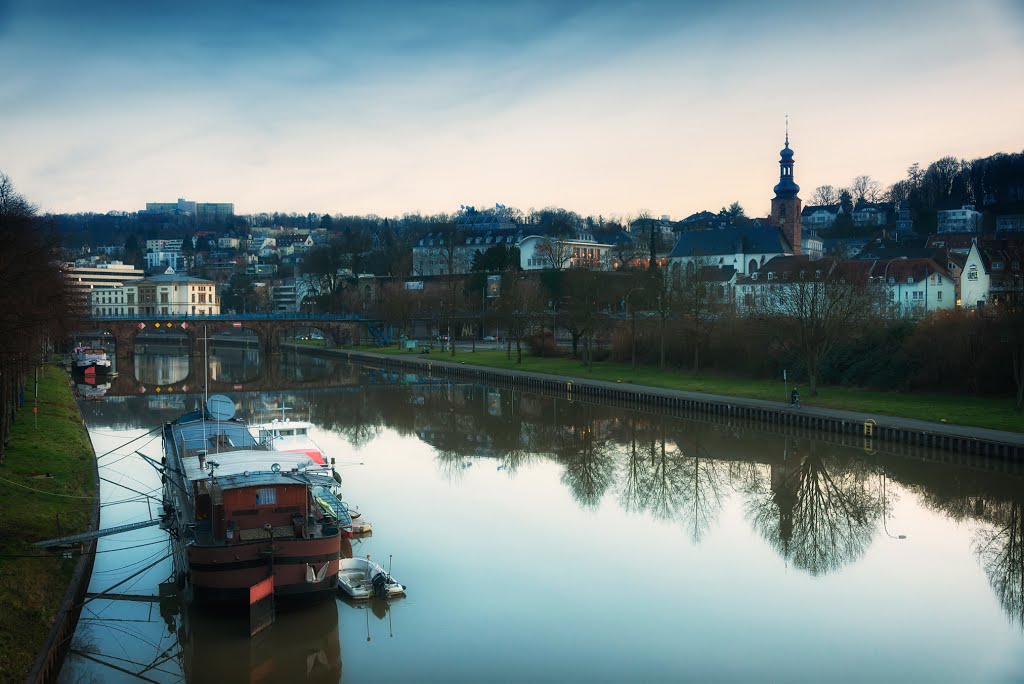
[332,349,1024,467]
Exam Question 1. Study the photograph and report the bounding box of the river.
[58,349,1024,683]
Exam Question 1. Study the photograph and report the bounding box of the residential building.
[937,205,982,233]
[851,202,891,227]
[961,241,990,308]
[870,257,956,317]
[996,214,1024,232]
[800,204,842,230]
[145,249,184,272]
[145,239,184,252]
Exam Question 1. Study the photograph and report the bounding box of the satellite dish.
[207,394,236,421]
[271,463,281,473]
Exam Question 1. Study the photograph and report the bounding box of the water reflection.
[742,440,882,575]
[134,353,190,386]
[69,353,1024,683]
[181,600,342,684]
[974,499,1024,629]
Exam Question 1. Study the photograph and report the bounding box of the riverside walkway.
[332,348,1024,462]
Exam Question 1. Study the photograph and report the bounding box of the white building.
[960,241,990,309]
[518,234,613,270]
[937,205,982,233]
[667,222,794,277]
[145,250,184,271]
[872,257,956,317]
[90,274,220,316]
[65,261,145,302]
[800,205,842,229]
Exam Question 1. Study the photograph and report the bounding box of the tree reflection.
[974,499,1024,629]
[617,417,726,542]
[551,405,616,509]
[743,439,881,575]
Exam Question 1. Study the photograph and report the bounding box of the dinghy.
[338,557,406,600]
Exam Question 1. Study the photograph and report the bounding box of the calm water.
[60,352,1024,683]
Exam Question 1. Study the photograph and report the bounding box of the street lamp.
[882,256,908,317]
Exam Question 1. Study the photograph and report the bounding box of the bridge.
[83,313,368,358]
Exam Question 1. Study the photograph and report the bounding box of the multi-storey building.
[65,260,145,302]
[90,274,220,316]
[937,205,982,233]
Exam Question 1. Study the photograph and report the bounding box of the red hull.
[187,533,341,604]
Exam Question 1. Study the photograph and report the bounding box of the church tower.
[769,124,802,255]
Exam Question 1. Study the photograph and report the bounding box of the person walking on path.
[790,388,800,408]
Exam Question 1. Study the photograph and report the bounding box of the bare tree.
[0,173,78,463]
[673,256,722,373]
[754,259,881,395]
[851,175,883,204]
[535,236,574,270]
[810,185,839,206]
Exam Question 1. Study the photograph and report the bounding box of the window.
[255,488,277,506]
[937,291,943,301]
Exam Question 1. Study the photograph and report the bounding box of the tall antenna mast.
[203,324,209,406]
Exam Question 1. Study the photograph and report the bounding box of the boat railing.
[314,486,353,528]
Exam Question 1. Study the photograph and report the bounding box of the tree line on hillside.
[809,150,1024,235]
[0,175,79,463]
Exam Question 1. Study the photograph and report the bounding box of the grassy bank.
[0,365,95,683]
[354,345,1023,433]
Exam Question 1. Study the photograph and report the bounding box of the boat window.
[296,428,307,435]
[255,488,277,505]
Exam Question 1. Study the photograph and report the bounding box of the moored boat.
[337,556,406,600]
[161,395,345,607]
[71,344,112,374]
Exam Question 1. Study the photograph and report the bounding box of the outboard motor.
[371,571,390,597]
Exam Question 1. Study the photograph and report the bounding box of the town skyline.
[2,1,1022,218]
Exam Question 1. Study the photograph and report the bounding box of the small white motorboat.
[338,557,406,600]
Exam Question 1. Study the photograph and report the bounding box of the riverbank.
[288,345,1024,461]
[344,345,1024,434]
[0,365,97,683]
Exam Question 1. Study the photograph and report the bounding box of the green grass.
[352,345,1024,433]
[0,365,95,683]
[290,338,326,348]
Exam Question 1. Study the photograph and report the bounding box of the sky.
[1,0,1023,219]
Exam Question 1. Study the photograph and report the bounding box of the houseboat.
[161,395,345,606]
[70,344,112,374]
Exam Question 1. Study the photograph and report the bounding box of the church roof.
[668,224,792,259]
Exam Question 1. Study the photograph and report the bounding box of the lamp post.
[882,256,908,317]
[880,471,907,540]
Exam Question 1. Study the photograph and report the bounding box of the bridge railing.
[87,313,364,321]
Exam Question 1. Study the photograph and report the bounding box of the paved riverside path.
[333,347,1024,451]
